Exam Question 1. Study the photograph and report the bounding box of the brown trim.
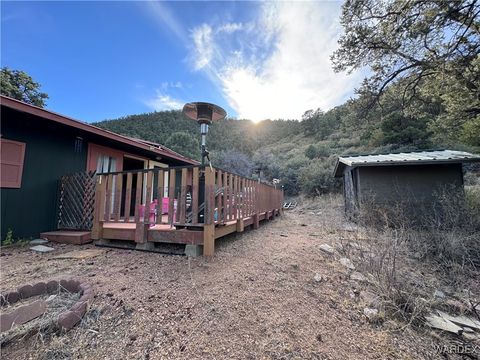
[1,138,26,188]
[0,95,198,165]
[87,143,126,172]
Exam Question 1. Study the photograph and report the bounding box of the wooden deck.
[92,165,283,255]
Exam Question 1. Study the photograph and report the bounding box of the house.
[333,150,480,218]
[0,95,197,241]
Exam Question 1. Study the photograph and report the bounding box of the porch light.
[182,102,227,166]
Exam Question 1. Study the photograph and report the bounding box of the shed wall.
[357,164,463,209]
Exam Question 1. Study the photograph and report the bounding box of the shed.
[333,150,480,218]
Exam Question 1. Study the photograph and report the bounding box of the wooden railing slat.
[168,169,176,225]
[144,171,153,223]
[134,171,143,223]
[216,170,222,224]
[178,168,187,224]
[156,169,164,224]
[114,174,123,221]
[192,167,199,224]
[223,171,228,222]
[124,173,133,222]
[104,174,113,221]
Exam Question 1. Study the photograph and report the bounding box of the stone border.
[0,278,94,332]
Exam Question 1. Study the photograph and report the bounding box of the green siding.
[1,108,87,239]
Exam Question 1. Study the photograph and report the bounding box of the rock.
[17,284,34,299]
[363,307,379,322]
[463,332,480,342]
[350,272,367,282]
[360,291,381,308]
[0,300,47,332]
[412,252,422,259]
[436,310,480,331]
[30,238,48,245]
[313,273,323,282]
[319,244,334,255]
[425,313,463,335]
[434,290,445,299]
[46,294,57,302]
[57,311,82,331]
[339,257,355,270]
[342,224,358,232]
[348,242,363,250]
[30,245,54,253]
[280,234,288,237]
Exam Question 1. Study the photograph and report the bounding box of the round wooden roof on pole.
[182,102,227,125]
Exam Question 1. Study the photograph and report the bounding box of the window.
[1,138,26,188]
[96,155,117,173]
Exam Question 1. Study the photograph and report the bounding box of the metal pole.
[200,123,208,166]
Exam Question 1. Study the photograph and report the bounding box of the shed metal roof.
[334,150,480,177]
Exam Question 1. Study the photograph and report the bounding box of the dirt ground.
[0,196,475,359]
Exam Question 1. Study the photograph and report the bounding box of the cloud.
[190,24,218,71]
[141,1,188,43]
[145,91,184,111]
[161,81,183,90]
[189,2,363,121]
[216,22,245,34]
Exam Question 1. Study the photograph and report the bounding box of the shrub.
[299,159,341,197]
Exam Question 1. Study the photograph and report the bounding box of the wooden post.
[134,220,149,244]
[203,167,215,256]
[192,167,199,224]
[92,175,106,240]
[236,218,245,232]
[253,213,259,229]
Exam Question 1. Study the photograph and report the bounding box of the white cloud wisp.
[189,2,362,121]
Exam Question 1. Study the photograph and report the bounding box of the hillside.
[94,88,479,196]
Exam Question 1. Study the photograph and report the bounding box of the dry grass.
[0,195,478,359]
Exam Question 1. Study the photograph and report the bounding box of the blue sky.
[1,1,361,123]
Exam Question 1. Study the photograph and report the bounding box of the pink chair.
[138,200,158,227]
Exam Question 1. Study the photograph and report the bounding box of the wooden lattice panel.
[57,171,96,230]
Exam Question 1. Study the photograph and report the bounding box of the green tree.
[164,132,200,160]
[1,67,49,107]
[379,112,431,148]
[332,0,480,113]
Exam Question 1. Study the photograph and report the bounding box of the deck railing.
[92,165,283,255]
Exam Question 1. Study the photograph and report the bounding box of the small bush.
[2,229,13,246]
[358,187,480,268]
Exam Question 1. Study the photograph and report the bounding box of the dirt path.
[1,198,441,359]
